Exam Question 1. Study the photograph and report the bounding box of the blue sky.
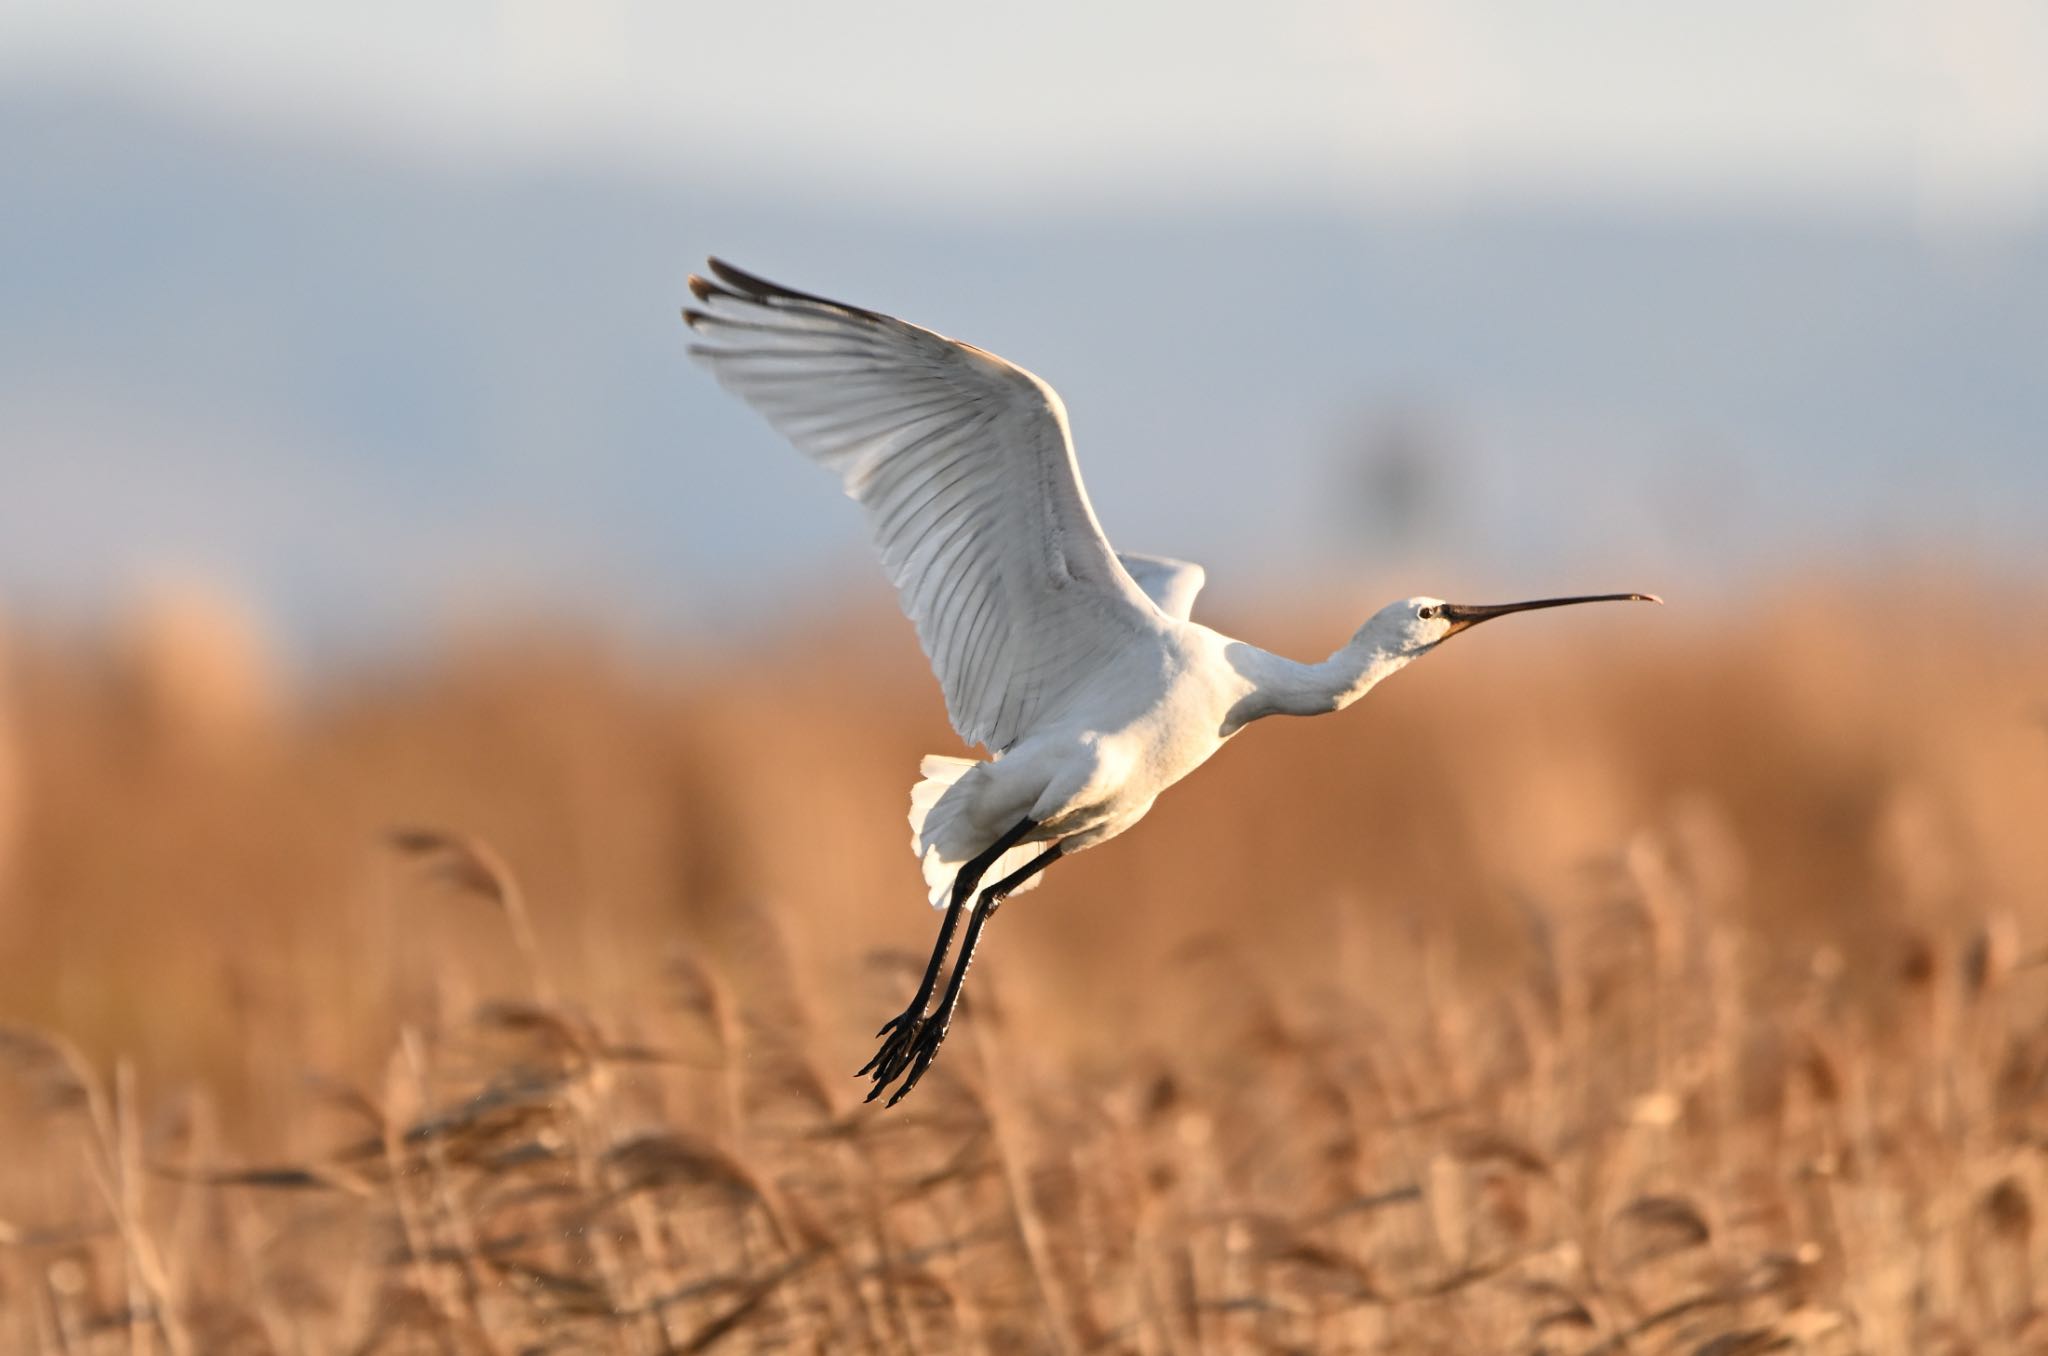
[2,4,2044,661]
[5,1,2045,222]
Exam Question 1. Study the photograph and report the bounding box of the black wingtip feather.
[705,257,888,322]
[688,272,750,307]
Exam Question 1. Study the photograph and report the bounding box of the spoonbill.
[683,259,1659,1106]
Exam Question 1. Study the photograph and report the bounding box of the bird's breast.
[1121,661,1240,792]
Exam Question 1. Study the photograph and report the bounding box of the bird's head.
[1361,591,1663,658]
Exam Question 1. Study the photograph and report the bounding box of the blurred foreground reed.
[0,581,2045,1352]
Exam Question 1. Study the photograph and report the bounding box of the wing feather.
[686,258,1166,750]
[1116,553,1207,621]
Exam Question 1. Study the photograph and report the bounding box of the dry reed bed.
[0,584,2044,1352]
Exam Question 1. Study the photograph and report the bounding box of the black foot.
[856,1005,926,1086]
[863,1002,955,1107]
[855,832,1059,1110]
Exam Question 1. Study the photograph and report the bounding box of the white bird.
[684,259,1659,1105]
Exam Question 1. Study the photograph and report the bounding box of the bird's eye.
[1417,605,1438,620]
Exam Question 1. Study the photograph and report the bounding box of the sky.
[2,3,2044,662]
[4,0,2046,224]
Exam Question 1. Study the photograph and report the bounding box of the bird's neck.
[1225,633,1412,730]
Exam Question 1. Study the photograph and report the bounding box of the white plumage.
[686,264,1160,753]
[904,753,1041,909]
[684,258,1658,1105]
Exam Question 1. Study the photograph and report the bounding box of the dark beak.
[1437,592,1661,636]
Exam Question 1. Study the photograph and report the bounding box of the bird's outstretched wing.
[1116,552,1206,622]
[685,258,1163,751]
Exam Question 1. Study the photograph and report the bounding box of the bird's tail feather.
[907,754,1049,910]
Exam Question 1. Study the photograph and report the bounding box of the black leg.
[858,818,1037,1087]
[875,842,1064,1107]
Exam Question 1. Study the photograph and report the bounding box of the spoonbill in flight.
[683,259,1659,1106]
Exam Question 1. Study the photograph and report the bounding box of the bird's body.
[910,610,1421,897]
[913,619,1231,881]
[684,258,1657,1104]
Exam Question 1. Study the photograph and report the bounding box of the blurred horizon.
[4,3,2045,669]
